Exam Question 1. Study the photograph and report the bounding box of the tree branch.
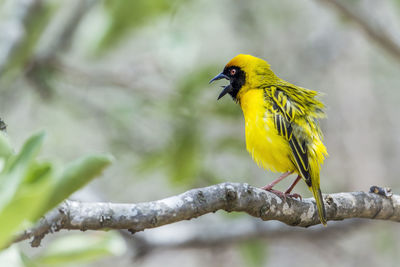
[13,182,400,247]
[127,219,364,259]
[317,0,400,63]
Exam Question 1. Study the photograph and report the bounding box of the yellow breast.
[239,89,295,173]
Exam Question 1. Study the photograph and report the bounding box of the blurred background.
[1,0,400,266]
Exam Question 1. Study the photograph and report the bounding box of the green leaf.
[0,161,53,248]
[0,132,50,247]
[0,245,26,267]
[0,132,113,249]
[35,232,126,265]
[0,132,13,160]
[41,154,113,213]
[0,132,45,212]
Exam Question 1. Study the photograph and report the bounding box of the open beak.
[209,72,232,100]
[217,84,233,100]
[209,72,229,84]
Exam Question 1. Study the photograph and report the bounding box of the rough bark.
[13,182,400,247]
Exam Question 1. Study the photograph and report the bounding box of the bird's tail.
[310,184,327,226]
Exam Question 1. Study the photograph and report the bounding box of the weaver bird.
[210,54,328,225]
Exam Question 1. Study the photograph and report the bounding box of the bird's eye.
[230,68,237,76]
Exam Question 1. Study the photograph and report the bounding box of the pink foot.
[285,192,302,200]
[261,186,302,200]
[261,184,274,191]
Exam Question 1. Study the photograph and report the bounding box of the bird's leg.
[284,175,302,200]
[261,171,293,191]
[285,175,301,194]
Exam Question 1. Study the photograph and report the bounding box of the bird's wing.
[268,86,312,186]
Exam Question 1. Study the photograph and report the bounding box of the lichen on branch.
[13,182,400,247]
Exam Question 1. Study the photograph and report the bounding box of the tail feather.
[310,185,327,225]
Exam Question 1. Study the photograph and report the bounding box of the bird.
[210,54,328,225]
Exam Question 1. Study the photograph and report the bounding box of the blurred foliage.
[137,66,245,187]
[164,67,211,184]
[98,0,187,53]
[0,132,112,248]
[2,1,56,78]
[375,226,397,256]
[25,60,57,99]
[0,232,126,267]
[137,67,211,185]
[393,0,400,12]
[239,240,267,267]
[34,232,126,266]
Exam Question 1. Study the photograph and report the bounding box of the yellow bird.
[210,54,328,225]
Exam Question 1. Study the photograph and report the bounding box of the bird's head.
[209,54,275,101]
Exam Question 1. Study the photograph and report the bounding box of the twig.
[25,0,97,98]
[0,0,43,75]
[317,0,400,62]
[12,182,400,247]
[34,0,97,62]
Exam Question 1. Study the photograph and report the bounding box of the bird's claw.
[261,187,302,200]
[285,192,302,200]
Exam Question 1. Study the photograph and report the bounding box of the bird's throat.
[228,68,246,101]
